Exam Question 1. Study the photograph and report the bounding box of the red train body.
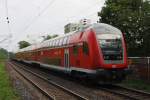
[15,23,130,83]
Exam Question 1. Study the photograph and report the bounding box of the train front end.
[93,23,131,83]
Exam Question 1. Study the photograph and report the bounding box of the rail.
[8,62,55,100]
[99,84,150,100]
[10,61,88,100]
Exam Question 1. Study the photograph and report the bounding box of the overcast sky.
[0,0,105,52]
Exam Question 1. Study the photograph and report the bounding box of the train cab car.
[89,23,129,83]
[15,23,130,84]
[68,23,129,83]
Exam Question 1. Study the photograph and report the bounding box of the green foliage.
[18,41,31,49]
[0,48,7,59]
[98,0,150,56]
[42,34,58,41]
[0,63,20,100]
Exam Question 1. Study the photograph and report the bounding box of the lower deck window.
[83,42,89,55]
[73,45,78,55]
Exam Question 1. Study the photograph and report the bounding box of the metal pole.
[147,57,149,81]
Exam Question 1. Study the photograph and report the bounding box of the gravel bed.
[9,62,79,100]
[13,61,125,100]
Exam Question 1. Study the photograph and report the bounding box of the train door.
[64,49,70,72]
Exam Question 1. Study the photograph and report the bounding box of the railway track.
[11,61,124,100]
[99,85,150,100]
[8,61,88,100]
[9,61,150,100]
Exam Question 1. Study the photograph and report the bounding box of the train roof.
[17,23,122,53]
[90,23,122,35]
[17,30,77,53]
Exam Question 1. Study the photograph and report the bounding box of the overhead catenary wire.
[4,0,12,56]
[20,0,104,44]
[47,6,102,34]
[47,11,99,34]
[0,0,12,44]
[39,2,103,36]
[22,0,102,35]
[66,1,102,21]
[22,0,56,34]
[52,1,102,26]
[0,37,9,43]
[5,0,12,34]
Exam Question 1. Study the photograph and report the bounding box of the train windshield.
[92,23,124,64]
[99,34,122,48]
[97,34,123,64]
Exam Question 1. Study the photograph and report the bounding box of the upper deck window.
[59,38,64,46]
[52,41,54,47]
[63,36,68,45]
[49,41,51,47]
[56,39,59,46]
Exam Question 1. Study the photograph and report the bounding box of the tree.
[42,34,58,41]
[18,41,31,49]
[0,48,7,59]
[98,0,150,56]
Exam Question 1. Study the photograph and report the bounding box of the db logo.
[112,65,116,68]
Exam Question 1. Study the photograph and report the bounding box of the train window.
[49,41,51,47]
[50,41,52,47]
[66,36,69,45]
[41,43,43,48]
[56,39,60,46]
[54,40,56,46]
[43,43,46,47]
[42,43,44,48]
[53,40,55,47]
[60,38,64,45]
[46,42,48,47]
[63,36,67,45]
[62,38,64,45]
[67,36,69,45]
[83,42,89,55]
[54,40,57,46]
[41,43,44,48]
[55,40,58,46]
[47,42,49,47]
[62,37,66,45]
[58,39,60,46]
[51,41,53,47]
[44,42,46,47]
[52,40,54,46]
[55,40,57,46]
[58,38,62,46]
[73,45,78,55]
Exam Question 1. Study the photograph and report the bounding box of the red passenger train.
[15,23,130,83]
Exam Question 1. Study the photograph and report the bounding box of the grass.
[0,62,20,100]
[121,78,150,93]
[0,50,7,60]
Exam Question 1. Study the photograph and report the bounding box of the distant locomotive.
[15,23,130,83]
